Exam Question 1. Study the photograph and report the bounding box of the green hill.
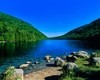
[53,18,100,40]
[0,12,47,42]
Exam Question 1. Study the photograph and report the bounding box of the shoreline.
[23,60,55,75]
[24,66,62,80]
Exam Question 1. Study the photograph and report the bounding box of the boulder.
[92,57,100,66]
[20,64,29,68]
[45,55,51,60]
[63,62,78,72]
[50,58,54,61]
[73,51,89,58]
[55,57,65,66]
[78,51,88,55]
[77,52,89,58]
[5,67,23,80]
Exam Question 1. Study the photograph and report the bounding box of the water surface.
[0,40,100,73]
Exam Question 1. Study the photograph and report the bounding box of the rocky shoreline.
[1,50,100,80]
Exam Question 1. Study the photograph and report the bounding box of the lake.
[0,40,100,74]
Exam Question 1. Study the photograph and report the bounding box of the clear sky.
[0,0,100,37]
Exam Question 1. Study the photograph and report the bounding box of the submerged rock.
[64,52,68,54]
[55,57,65,66]
[63,62,78,72]
[32,64,35,66]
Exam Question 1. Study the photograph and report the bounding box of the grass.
[59,56,100,80]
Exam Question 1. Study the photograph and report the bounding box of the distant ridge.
[0,12,47,42]
[52,18,100,40]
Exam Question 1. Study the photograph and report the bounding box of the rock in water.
[35,61,39,64]
[20,64,29,68]
[5,67,24,80]
[55,57,65,66]
[45,55,51,60]
[26,61,31,64]
[63,62,78,72]
[50,58,54,61]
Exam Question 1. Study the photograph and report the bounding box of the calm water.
[0,40,100,73]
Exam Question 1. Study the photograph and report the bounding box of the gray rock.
[55,57,65,66]
[63,62,78,71]
[78,51,88,55]
[5,67,24,80]
[92,57,100,66]
[72,51,89,58]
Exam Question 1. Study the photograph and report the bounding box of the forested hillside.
[0,12,47,42]
[53,18,100,40]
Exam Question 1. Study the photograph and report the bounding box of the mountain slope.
[0,12,47,42]
[54,18,100,40]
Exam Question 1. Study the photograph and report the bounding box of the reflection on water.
[0,42,36,59]
[0,40,100,73]
[0,40,100,59]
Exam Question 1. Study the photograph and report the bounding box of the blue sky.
[0,0,100,37]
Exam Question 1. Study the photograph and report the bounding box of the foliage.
[60,57,100,80]
[0,12,47,42]
[52,18,100,40]
[0,66,22,80]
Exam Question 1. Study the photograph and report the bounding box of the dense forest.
[0,12,47,42]
[52,18,100,40]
